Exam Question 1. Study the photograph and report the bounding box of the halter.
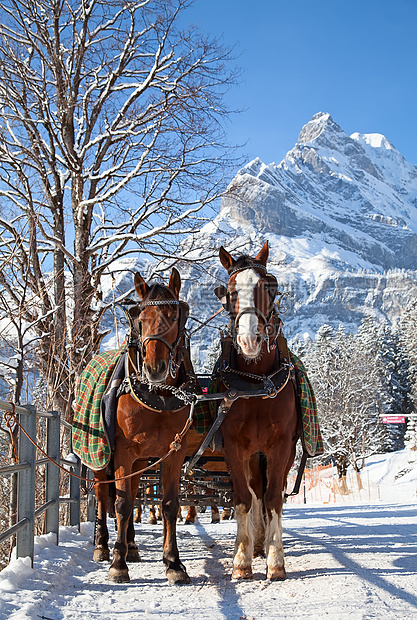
[227,262,267,277]
[218,264,280,356]
[137,297,187,380]
[118,294,188,381]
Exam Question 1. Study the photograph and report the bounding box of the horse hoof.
[93,547,110,562]
[148,517,157,525]
[184,518,195,525]
[232,566,253,580]
[211,515,220,524]
[127,548,141,563]
[166,569,191,585]
[108,567,130,583]
[267,567,286,581]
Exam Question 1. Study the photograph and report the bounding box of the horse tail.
[259,451,268,517]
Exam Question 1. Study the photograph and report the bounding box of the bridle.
[215,263,280,356]
[136,297,189,380]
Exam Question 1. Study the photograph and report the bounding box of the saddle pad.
[290,352,324,457]
[73,349,124,470]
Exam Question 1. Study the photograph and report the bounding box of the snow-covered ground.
[1,450,416,620]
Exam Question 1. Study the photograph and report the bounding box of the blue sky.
[185,0,417,166]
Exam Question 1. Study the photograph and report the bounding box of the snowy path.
[1,502,416,620]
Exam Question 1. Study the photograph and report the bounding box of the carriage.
[73,242,322,583]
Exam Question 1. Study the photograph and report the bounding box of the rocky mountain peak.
[297,111,342,145]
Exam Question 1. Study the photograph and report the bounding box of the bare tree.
[0,0,238,420]
[302,324,386,482]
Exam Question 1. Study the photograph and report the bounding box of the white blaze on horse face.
[235,269,262,358]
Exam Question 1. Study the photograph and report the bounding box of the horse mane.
[229,255,266,274]
[146,282,177,301]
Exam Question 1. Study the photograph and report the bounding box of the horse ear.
[255,241,269,266]
[134,272,149,299]
[168,267,181,298]
[219,246,234,271]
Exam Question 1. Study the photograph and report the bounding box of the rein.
[4,402,195,487]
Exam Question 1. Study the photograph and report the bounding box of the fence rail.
[0,399,86,567]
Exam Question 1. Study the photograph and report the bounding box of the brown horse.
[92,268,193,584]
[214,242,299,580]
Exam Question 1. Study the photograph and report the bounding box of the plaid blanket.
[290,352,323,457]
[73,349,124,470]
[72,347,322,470]
[72,348,213,470]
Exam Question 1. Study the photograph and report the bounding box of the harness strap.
[183,398,232,476]
[284,449,309,498]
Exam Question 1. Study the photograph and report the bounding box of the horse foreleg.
[263,450,293,580]
[161,454,190,584]
[223,455,254,579]
[184,484,196,524]
[149,505,158,524]
[93,468,110,562]
[109,463,135,583]
[134,504,142,523]
[184,504,197,524]
[211,503,220,523]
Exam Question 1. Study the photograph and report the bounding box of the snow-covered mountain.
[103,113,417,367]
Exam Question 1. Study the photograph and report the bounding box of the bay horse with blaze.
[215,242,299,580]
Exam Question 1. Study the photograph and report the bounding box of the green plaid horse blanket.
[73,349,123,469]
[72,349,212,470]
[290,352,323,457]
[72,347,322,470]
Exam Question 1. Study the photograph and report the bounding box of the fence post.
[16,404,36,566]
[45,411,60,544]
[69,455,81,529]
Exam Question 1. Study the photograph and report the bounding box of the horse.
[213,241,299,580]
[92,268,193,584]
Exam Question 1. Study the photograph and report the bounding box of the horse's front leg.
[263,445,295,581]
[108,461,135,583]
[92,468,110,562]
[222,446,254,579]
[161,452,191,585]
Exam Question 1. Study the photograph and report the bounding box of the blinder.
[178,300,189,334]
[214,284,230,313]
[264,274,278,305]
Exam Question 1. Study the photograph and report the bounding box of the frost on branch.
[0,0,239,420]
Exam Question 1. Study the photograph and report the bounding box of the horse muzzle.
[142,360,169,384]
[236,333,262,359]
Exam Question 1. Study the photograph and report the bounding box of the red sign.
[382,416,405,424]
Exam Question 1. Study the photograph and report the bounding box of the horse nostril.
[158,360,167,375]
[256,334,262,344]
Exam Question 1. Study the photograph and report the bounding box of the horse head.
[134,268,186,383]
[216,241,278,360]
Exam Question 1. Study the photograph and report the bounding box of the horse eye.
[263,283,269,291]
